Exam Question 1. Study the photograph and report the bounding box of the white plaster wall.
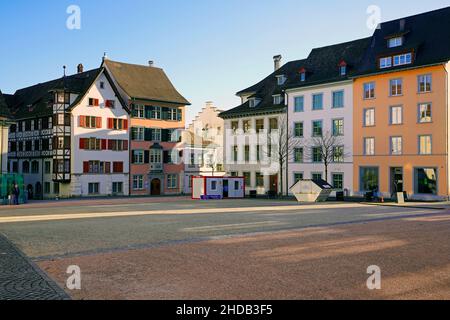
[287,81,354,195]
[70,72,130,196]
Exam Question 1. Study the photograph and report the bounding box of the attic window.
[273,95,282,105]
[249,99,259,108]
[100,81,105,89]
[340,66,346,76]
[388,37,403,48]
[276,75,286,85]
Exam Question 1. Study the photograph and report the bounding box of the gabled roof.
[7,68,103,120]
[103,59,190,106]
[355,6,450,77]
[0,90,12,119]
[284,37,371,89]
[219,59,307,119]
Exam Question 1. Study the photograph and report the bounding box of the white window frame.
[419,135,432,155]
[388,37,403,48]
[418,103,432,123]
[390,136,403,155]
[390,106,403,125]
[364,108,375,127]
[364,137,375,156]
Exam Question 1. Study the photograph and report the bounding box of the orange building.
[353,8,450,200]
[104,59,190,196]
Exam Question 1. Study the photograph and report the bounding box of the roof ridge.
[105,59,164,71]
[309,37,372,53]
[379,6,450,26]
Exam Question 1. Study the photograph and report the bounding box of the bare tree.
[264,115,302,196]
[304,131,349,183]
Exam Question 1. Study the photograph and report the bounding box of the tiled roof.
[355,6,450,76]
[103,60,190,106]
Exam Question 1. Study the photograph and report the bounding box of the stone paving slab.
[0,234,70,300]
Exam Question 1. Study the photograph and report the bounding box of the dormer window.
[380,57,393,69]
[276,75,286,85]
[388,37,403,48]
[299,68,306,82]
[273,95,282,105]
[249,98,260,108]
[338,60,347,76]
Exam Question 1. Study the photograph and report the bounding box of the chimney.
[399,19,406,32]
[206,101,214,108]
[273,55,282,71]
[148,60,154,67]
[77,63,84,74]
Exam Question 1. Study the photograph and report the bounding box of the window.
[112,162,124,173]
[390,79,403,96]
[133,175,144,190]
[80,116,100,129]
[249,99,259,108]
[332,173,344,190]
[364,82,375,99]
[256,172,264,187]
[131,127,145,141]
[294,173,304,183]
[333,146,344,163]
[364,108,375,127]
[312,94,323,110]
[105,100,115,108]
[44,161,51,174]
[312,147,322,163]
[418,103,432,123]
[388,37,403,48]
[54,182,60,195]
[150,150,162,163]
[57,137,65,149]
[332,91,344,108]
[108,118,128,130]
[44,182,51,194]
[12,162,19,173]
[277,75,286,85]
[294,122,304,138]
[294,96,304,112]
[312,173,323,181]
[415,168,437,195]
[152,128,162,141]
[31,161,39,174]
[364,138,375,156]
[88,98,100,107]
[100,82,105,89]
[133,150,144,164]
[231,121,239,134]
[393,53,412,66]
[22,161,30,174]
[211,180,217,191]
[419,135,432,155]
[418,75,432,93]
[232,146,238,162]
[168,108,178,121]
[234,181,240,190]
[269,118,278,133]
[332,119,344,136]
[360,167,379,192]
[300,72,306,82]
[273,95,282,105]
[312,121,323,137]
[294,148,303,163]
[112,182,123,194]
[256,119,265,133]
[380,57,392,69]
[167,174,177,189]
[256,145,262,162]
[340,65,347,76]
[391,137,403,155]
[244,172,251,187]
[243,120,251,133]
[88,183,100,194]
[152,106,162,119]
[133,105,145,118]
[230,172,238,177]
[244,145,250,163]
[84,161,110,174]
[390,106,403,125]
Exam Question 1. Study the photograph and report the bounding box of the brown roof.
[104,60,190,106]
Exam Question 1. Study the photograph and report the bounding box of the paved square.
[0,197,449,300]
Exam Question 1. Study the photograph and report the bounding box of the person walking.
[12,184,20,205]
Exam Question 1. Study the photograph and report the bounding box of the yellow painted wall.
[353,65,449,199]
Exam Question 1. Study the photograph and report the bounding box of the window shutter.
[79,138,86,150]
[83,162,89,173]
[79,116,86,127]
[131,151,136,164]
[105,100,110,108]
[162,129,169,142]
[108,140,114,150]
[96,117,102,128]
[177,110,182,121]
[123,119,128,130]
[114,162,123,173]
[144,128,152,141]
[163,151,169,164]
[162,107,168,120]
[94,99,100,107]
[144,151,150,164]
[123,140,129,151]
[145,106,152,119]
[101,139,107,150]
[107,118,113,129]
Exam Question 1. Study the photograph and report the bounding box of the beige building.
[183,102,225,194]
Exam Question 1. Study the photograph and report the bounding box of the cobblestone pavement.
[0,234,70,300]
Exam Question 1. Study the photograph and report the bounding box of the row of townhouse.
[1,58,190,199]
[219,7,450,201]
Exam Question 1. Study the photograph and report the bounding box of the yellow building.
[353,8,450,200]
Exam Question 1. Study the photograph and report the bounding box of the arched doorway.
[150,179,161,196]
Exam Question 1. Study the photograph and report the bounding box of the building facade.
[285,39,370,196]
[0,91,12,174]
[353,7,450,200]
[103,59,190,196]
[6,65,130,199]
[183,101,225,194]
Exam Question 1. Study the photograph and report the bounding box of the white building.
[183,101,225,194]
[285,38,371,196]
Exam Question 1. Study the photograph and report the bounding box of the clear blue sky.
[1,0,449,124]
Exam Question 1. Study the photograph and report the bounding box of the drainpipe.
[284,90,289,197]
[445,64,449,200]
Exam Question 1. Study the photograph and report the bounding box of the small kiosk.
[290,179,334,203]
[192,176,245,200]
